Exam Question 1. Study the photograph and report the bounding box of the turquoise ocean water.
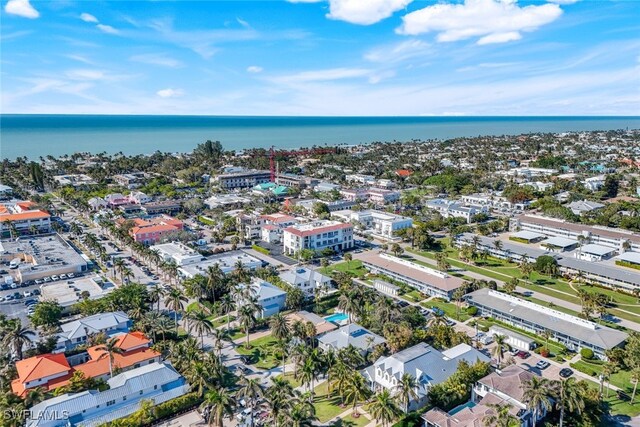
[1,115,639,160]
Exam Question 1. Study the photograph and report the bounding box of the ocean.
[1,115,639,160]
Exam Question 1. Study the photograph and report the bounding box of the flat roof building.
[333,209,412,239]
[355,252,465,300]
[216,169,271,189]
[0,234,88,283]
[151,242,203,266]
[466,288,627,359]
[283,220,354,256]
[178,250,263,279]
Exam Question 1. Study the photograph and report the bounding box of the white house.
[279,267,332,296]
[568,200,605,216]
[333,209,412,239]
[363,343,489,412]
[55,311,131,353]
[128,191,152,204]
[584,175,606,191]
[424,199,488,223]
[319,323,386,356]
[283,220,354,256]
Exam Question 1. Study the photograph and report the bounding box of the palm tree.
[220,293,235,331]
[368,389,402,427]
[344,372,371,415]
[238,304,257,349]
[492,334,509,366]
[2,320,35,360]
[522,377,554,426]
[493,239,503,253]
[148,285,165,312]
[631,367,640,403]
[201,387,235,427]
[185,309,214,349]
[95,336,124,378]
[266,377,295,427]
[236,375,264,427]
[285,398,318,427]
[344,252,353,269]
[554,378,585,427]
[483,403,520,427]
[164,287,188,332]
[394,373,418,413]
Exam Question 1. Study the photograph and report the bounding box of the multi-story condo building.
[333,209,412,239]
[216,169,271,189]
[283,220,354,255]
[510,214,640,252]
[424,199,488,223]
[355,252,465,301]
[0,201,51,237]
[466,288,628,359]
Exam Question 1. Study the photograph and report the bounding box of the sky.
[1,0,639,116]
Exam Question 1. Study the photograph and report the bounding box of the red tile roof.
[11,353,71,396]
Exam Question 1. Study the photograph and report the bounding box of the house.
[87,197,108,211]
[488,326,536,351]
[27,362,189,427]
[259,213,299,244]
[354,252,465,301]
[466,288,628,359]
[568,200,605,216]
[318,323,386,356]
[104,193,129,207]
[239,279,287,318]
[55,311,131,353]
[12,332,161,397]
[11,353,73,397]
[471,365,546,427]
[423,393,526,427]
[128,191,152,204]
[279,267,332,296]
[283,220,354,256]
[363,343,489,412]
[151,242,203,266]
[113,172,147,189]
[424,199,488,223]
[178,250,263,279]
[0,184,13,198]
[285,311,338,336]
[583,175,606,191]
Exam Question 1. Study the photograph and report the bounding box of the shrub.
[539,348,550,358]
[580,348,594,360]
[251,244,270,255]
[466,306,478,316]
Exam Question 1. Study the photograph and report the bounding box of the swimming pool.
[449,401,476,415]
[324,312,349,323]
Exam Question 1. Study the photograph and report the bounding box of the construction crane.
[268,146,337,182]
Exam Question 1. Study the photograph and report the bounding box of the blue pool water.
[449,401,476,415]
[324,313,349,323]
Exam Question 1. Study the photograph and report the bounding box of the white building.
[424,199,488,223]
[499,167,557,179]
[0,201,51,236]
[128,191,152,204]
[319,323,386,356]
[584,175,606,191]
[259,213,299,244]
[239,279,287,318]
[333,209,412,239]
[568,200,605,216]
[178,250,263,279]
[151,242,203,266]
[363,343,489,412]
[55,311,131,353]
[279,267,332,296]
[27,362,189,427]
[346,174,376,185]
[283,220,354,256]
[576,244,616,262]
[520,181,553,192]
[87,197,108,210]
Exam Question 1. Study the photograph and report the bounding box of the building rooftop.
[354,252,465,292]
[616,251,640,265]
[284,220,352,237]
[58,311,130,343]
[0,234,87,277]
[580,244,616,256]
[477,365,536,402]
[542,236,577,248]
[319,323,386,351]
[178,250,262,277]
[511,230,545,241]
[286,311,338,335]
[466,288,628,350]
[41,276,115,308]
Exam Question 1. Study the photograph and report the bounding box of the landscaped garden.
[235,334,281,370]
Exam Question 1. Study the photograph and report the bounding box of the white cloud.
[156,88,184,98]
[96,24,120,35]
[80,13,98,23]
[66,69,105,81]
[4,0,39,19]
[364,39,431,63]
[247,66,263,73]
[547,0,579,4]
[272,68,373,84]
[326,0,413,25]
[130,53,183,68]
[397,0,563,45]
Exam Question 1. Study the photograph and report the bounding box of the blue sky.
[1,0,639,115]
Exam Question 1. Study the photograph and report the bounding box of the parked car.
[23,291,32,298]
[59,274,67,279]
[516,351,531,359]
[32,289,41,296]
[51,275,59,281]
[509,349,519,357]
[35,279,43,285]
[536,360,550,370]
[43,277,51,283]
[559,368,573,378]
[67,273,75,278]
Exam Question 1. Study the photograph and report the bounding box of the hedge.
[580,348,594,360]
[466,306,478,316]
[616,260,640,271]
[102,392,202,426]
[251,244,270,255]
[509,236,531,244]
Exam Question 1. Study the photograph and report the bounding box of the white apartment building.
[0,201,51,236]
[424,199,488,223]
[461,193,530,211]
[346,174,376,185]
[283,220,354,256]
[151,242,203,266]
[333,209,412,239]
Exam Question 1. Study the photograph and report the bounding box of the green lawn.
[210,315,236,328]
[235,334,281,370]
[580,377,640,417]
[571,359,635,393]
[401,290,426,303]
[339,412,371,427]
[279,372,302,388]
[320,260,367,278]
[314,380,348,423]
[420,298,470,322]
